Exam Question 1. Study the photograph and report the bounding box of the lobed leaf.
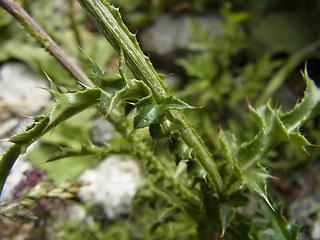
[48,88,101,126]
[9,116,49,148]
[243,164,273,210]
[217,70,319,211]
[219,203,236,237]
[280,68,320,131]
[149,118,185,140]
[134,96,194,129]
[1,88,106,196]
[134,96,165,129]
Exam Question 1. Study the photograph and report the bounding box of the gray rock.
[90,116,115,146]
[0,118,19,137]
[140,14,223,57]
[55,202,89,224]
[0,156,33,202]
[77,155,143,220]
[0,62,50,117]
[0,62,50,201]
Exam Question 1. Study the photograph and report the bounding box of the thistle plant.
[0,0,319,239]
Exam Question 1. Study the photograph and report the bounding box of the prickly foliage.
[1,0,320,239]
[214,69,317,238]
[0,88,100,194]
[78,0,224,201]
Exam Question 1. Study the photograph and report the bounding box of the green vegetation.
[0,0,320,239]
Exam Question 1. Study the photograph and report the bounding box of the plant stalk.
[257,38,320,105]
[67,0,83,48]
[0,0,94,88]
[76,0,223,193]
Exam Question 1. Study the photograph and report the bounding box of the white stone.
[140,14,223,56]
[0,62,51,201]
[0,62,50,116]
[0,155,33,202]
[90,116,115,145]
[77,155,143,219]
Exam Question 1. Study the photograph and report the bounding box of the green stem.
[67,0,83,48]
[132,142,202,208]
[107,110,202,208]
[76,0,223,193]
[0,0,94,88]
[257,38,320,105]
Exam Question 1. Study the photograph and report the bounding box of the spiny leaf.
[250,106,290,156]
[1,88,107,197]
[259,201,300,240]
[134,96,195,129]
[9,116,49,146]
[219,203,235,237]
[243,164,273,210]
[134,96,165,129]
[161,96,195,109]
[99,90,113,112]
[288,132,310,152]
[281,68,320,131]
[252,104,277,133]
[100,88,124,117]
[98,48,152,116]
[215,69,319,211]
[118,42,190,125]
[48,88,101,126]
[125,78,151,98]
[100,78,151,117]
[239,99,312,169]
[149,118,185,140]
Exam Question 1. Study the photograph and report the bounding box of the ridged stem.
[76,0,223,194]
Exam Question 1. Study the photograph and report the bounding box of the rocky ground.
[0,12,320,239]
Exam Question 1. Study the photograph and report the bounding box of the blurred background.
[1,0,320,239]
